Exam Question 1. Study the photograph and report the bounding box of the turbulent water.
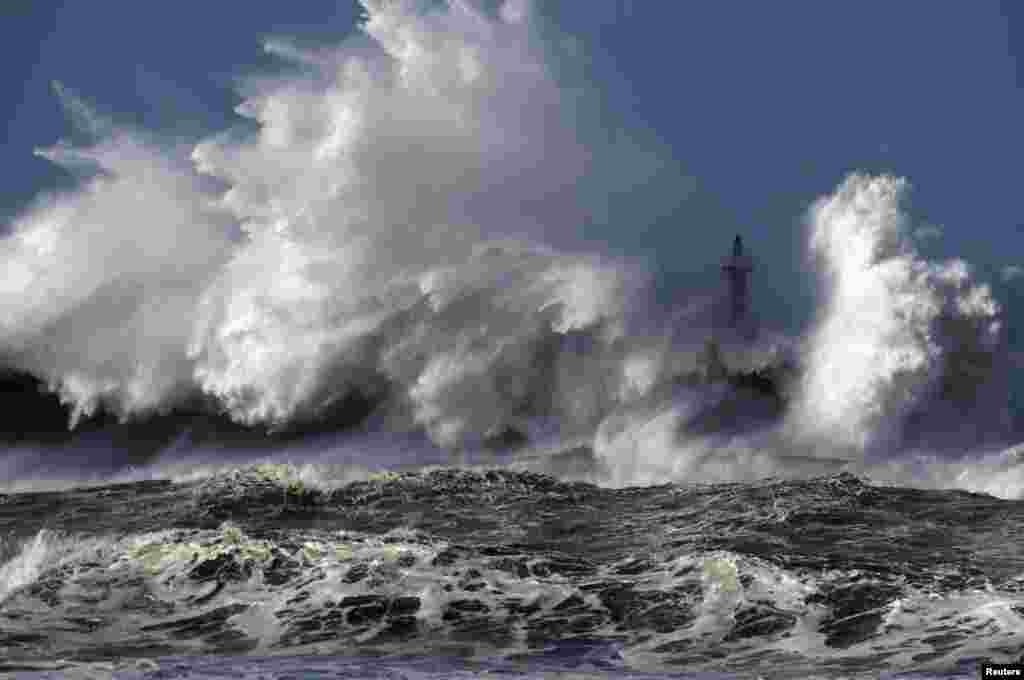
[3,0,1024,677]
[0,464,1021,680]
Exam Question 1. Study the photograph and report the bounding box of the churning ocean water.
[1,465,1021,680]
[1,1,1023,678]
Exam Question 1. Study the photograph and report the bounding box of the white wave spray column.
[789,174,1002,458]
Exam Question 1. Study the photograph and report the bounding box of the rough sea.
[3,460,1022,679]
[3,1,1024,677]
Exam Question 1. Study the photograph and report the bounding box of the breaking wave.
[0,0,1018,493]
[788,174,1007,456]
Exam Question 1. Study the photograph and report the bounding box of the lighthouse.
[721,234,754,333]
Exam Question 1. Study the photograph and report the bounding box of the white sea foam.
[0,529,111,605]
[0,531,55,604]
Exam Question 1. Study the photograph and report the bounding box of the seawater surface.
[1,464,1022,679]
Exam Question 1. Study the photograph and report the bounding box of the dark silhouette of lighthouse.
[721,234,754,332]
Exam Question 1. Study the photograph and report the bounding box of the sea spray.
[789,174,1005,456]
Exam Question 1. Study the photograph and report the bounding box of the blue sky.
[1,1,1021,335]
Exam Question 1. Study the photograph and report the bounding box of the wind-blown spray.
[0,2,1017,493]
[789,174,1005,456]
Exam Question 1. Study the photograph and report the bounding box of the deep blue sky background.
[1,1,1021,344]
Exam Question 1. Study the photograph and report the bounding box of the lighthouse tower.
[721,234,755,336]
